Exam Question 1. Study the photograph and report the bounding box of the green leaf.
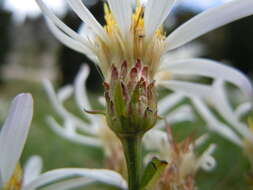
[140,157,168,190]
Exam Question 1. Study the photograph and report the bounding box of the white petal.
[144,0,177,38]
[23,156,43,185]
[211,80,253,139]
[191,97,243,146]
[78,23,96,41]
[143,129,168,151]
[199,144,216,172]
[74,65,92,111]
[0,93,33,184]
[166,105,195,123]
[46,117,101,147]
[160,43,205,66]
[235,102,252,119]
[158,80,213,98]
[74,65,101,128]
[35,0,88,45]
[165,0,253,51]
[38,178,94,190]
[22,168,127,190]
[46,20,97,62]
[161,58,253,97]
[107,0,132,36]
[42,79,96,135]
[66,0,108,41]
[158,93,185,115]
[57,85,73,103]
[155,106,194,130]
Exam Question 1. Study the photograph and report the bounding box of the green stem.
[120,135,143,190]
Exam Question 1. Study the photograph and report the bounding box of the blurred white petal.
[74,65,92,112]
[235,102,252,119]
[57,85,73,103]
[143,129,168,151]
[107,0,132,36]
[158,80,213,98]
[191,97,243,146]
[0,93,33,184]
[78,23,96,41]
[39,178,94,190]
[35,0,88,45]
[211,80,253,139]
[23,168,127,190]
[74,65,101,129]
[66,0,108,41]
[23,156,43,185]
[144,0,177,38]
[161,58,253,97]
[198,144,216,171]
[165,0,253,51]
[42,79,96,134]
[46,117,101,147]
[158,93,185,115]
[166,105,195,123]
[46,20,97,61]
[160,43,205,66]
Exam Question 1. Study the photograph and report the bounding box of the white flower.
[189,79,253,166]
[0,94,127,190]
[43,64,195,152]
[143,127,216,190]
[36,0,253,120]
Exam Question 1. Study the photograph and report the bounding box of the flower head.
[43,64,195,157]
[144,126,216,190]
[190,79,253,170]
[36,0,253,133]
[0,94,127,190]
[36,0,253,77]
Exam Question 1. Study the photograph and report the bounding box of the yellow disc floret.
[95,0,166,79]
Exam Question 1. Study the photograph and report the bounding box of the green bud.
[104,60,157,137]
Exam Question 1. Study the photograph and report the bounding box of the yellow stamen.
[4,164,23,190]
[97,2,166,78]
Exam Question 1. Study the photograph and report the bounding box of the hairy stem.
[120,135,143,190]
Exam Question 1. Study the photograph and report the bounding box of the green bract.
[104,60,157,137]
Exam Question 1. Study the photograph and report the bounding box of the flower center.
[95,1,166,79]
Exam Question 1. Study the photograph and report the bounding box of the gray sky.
[3,0,231,22]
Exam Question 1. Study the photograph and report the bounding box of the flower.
[43,64,195,164]
[35,0,253,77]
[36,0,253,130]
[189,79,253,167]
[0,94,127,190]
[144,126,216,190]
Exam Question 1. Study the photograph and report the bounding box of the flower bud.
[104,60,157,137]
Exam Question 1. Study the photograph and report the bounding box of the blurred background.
[0,0,252,189]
